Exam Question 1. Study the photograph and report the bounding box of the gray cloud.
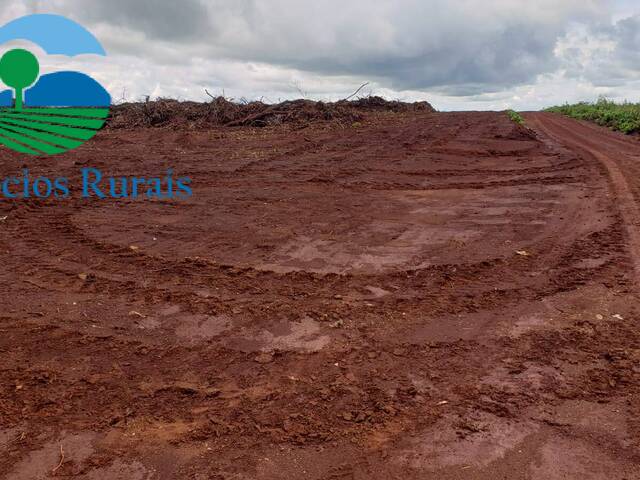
[189,0,604,92]
[27,0,605,93]
[30,0,210,41]
[82,0,210,41]
[555,13,640,88]
[607,15,640,70]
[0,0,636,110]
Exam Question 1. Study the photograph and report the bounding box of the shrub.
[546,98,640,134]
[507,109,524,125]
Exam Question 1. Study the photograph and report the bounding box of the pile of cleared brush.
[107,96,435,129]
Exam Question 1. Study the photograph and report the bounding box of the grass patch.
[507,110,524,125]
[546,98,640,134]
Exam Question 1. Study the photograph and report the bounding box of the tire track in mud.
[4,198,624,335]
[527,112,640,285]
[0,113,624,334]
[2,111,639,479]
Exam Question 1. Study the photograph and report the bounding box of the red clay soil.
[1,109,640,479]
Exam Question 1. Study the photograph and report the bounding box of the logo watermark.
[0,14,192,200]
[0,14,110,155]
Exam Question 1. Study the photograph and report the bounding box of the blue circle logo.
[0,14,110,155]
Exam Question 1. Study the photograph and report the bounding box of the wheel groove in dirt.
[1,111,639,479]
[527,112,640,285]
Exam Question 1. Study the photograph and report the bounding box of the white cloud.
[0,0,636,110]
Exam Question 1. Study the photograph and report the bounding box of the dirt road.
[527,112,640,282]
[1,110,639,479]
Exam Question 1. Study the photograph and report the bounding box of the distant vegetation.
[507,109,524,125]
[546,98,640,134]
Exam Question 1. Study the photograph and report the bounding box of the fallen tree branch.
[225,105,288,127]
[52,444,65,475]
[342,82,370,101]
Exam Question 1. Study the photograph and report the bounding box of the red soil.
[1,110,639,479]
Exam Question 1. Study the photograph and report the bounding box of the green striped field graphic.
[0,107,109,155]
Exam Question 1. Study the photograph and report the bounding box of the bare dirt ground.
[1,109,640,479]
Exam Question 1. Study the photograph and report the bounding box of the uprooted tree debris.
[107,96,435,129]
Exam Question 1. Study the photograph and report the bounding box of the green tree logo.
[0,47,109,155]
[0,14,111,156]
[0,48,39,110]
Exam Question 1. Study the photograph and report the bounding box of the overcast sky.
[0,0,638,110]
